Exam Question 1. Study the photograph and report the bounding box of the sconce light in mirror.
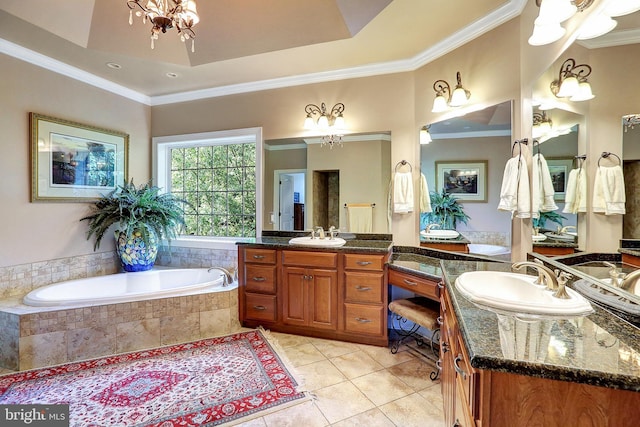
[431,72,471,112]
[419,125,432,144]
[550,58,595,102]
[623,114,640,132]
[532,112,553,138]
[303,102,346,148]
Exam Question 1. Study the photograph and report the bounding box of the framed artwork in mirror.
[546,158,573,202]
[435,160,487,202]
[30,113,129,202]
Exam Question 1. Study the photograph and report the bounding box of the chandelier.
[127,1,200,51]
[303,102,346,149]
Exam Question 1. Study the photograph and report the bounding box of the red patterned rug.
[0,330,307,426]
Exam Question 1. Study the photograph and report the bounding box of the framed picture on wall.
[546,158,573,202]
[435,160,487,202]
[30,113,129,202]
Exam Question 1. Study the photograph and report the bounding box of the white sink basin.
[455,271,593,317]
[420,229,460,239]
[544,232,575,242]
[597,278,640,296]
[288,236,346,247]
[532,234,547,242]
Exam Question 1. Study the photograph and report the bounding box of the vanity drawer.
[344,303,385,336]
[388,269,440,301]
[244,248,277,264]
[244,265,276,294]
[245,293,277,322]
[282,250,337,268]
[344,271,384,304]
[344,254,385,271]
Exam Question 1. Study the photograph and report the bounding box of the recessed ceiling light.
[106,62,122,69]
[166,72,179,78]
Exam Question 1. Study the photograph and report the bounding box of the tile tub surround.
[0,245,240,372]
[0,287,240,371]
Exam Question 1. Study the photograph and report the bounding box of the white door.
[279,175,295,230]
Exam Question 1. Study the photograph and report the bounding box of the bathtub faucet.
[207,267,235,287]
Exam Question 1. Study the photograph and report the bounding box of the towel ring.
[511,138,529,156]
[573,155,586,170]
[598,152,621,167]
[395,160,412,172]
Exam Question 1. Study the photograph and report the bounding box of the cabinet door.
[282,266,308,326]
[309,269,338,330]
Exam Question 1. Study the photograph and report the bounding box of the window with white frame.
[154,128,262,246]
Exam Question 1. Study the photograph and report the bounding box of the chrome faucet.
[328,226,339,240]
[619,269,640,293]
[512,260,570,299]
[601,261,623,286]
[425,223,441,233]
[557,225,576,235]
[207,266,235,287]
[315,226,325,239]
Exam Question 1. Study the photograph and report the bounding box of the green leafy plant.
[80,180,187,250]
[422,188,471,230]
[532,211,567,230]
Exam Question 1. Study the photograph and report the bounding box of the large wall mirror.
[263,132,391,234]
[420,101,513,256]
[531,107,582,239]
[623,123,640,239]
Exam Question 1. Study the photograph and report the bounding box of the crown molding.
[0,38,151,105]
[1,0,527,106]
[577,28,640,49]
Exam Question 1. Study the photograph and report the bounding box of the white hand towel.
[593,165,625,215]
[393,171,414,214]
[419,173,432,213]
[498,155,531,218]
[562,168,578,214]
[562,168,587,214]
[532,153,558,214]
[347,206,373,233]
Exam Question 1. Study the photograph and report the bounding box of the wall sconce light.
[303,102,346,148]
[529,0,640,46]
[623,114,640,132]
[550,58,595,101]
[419,125,432,144]
[431,72,471,113]
[532,111,553,138]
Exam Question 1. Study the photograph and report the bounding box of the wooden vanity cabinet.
[441,286,478,427]
[342,253,387,338]
[281,250,338,330]
[240,248,278,323]
[441,285,640,427]
[238,246,389,346]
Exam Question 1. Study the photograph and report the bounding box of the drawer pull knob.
[303,275,314,280]
[436,359,442,371]
[252,255,265,259]
[253,305,266,311]
[403,279,418,286]
[355,318,372,323]
[355,286,372,291]
[356,261,372,266]
[454,354,467,379]
[441,342,450,353]
[437,316,443,325]
[453,420,462,427]
[252,277,266,282]
[437,281,445,289]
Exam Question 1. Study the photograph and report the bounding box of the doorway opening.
[273,169,306,230]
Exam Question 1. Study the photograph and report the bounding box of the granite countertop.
[532,239,579,249]
[440,259,640,392]
[236,231,393,254]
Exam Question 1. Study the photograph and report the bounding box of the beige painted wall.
[3,4,631,269]
[0,55,151,268]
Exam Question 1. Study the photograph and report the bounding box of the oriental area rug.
[0,329,308,426]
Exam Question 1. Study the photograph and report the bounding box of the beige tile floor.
[237,332,445,427]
